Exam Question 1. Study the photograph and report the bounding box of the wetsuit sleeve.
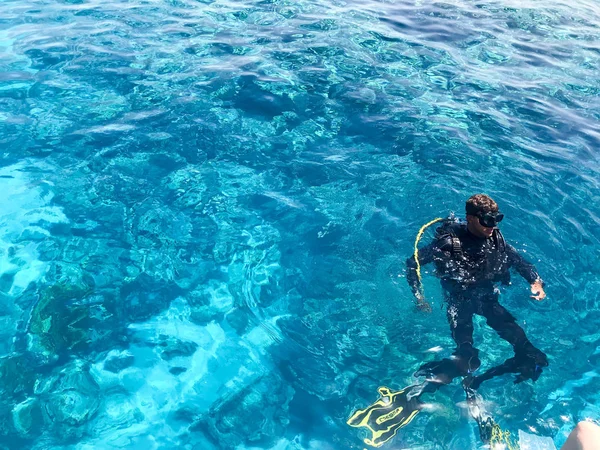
[406,238,451,297]
[506,244,541,284]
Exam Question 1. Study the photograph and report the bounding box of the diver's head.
[465,194,504,238]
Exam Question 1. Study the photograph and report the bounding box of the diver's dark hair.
[466,194,498,216]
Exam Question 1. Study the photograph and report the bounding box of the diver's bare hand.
[417,302,432,313]
[530,280,546,301]
[415,294,432,313]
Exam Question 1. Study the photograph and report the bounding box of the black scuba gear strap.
[443,227,506,258]
[492,228,506,252]
[451,235,462,257]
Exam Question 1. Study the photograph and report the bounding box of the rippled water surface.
[1,0,600,448]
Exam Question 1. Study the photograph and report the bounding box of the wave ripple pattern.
[0,0,599,449]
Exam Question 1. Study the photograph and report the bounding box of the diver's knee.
[530,349,549,368]
[517,343,548,366]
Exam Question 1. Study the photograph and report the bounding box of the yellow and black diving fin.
[347,386,423,448]
[463,377,519,449]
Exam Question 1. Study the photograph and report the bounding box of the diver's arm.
[506,244,546,300]
[406,242,436,296]
[406,238,450,309]
[506,244,540,283]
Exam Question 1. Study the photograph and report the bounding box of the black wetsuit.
[406,221,548,392]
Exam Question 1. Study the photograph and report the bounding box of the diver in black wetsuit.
[406,194,548,392]
[408,194,548,439]
[346,194,549,447]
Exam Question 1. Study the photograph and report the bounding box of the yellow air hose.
[413,217,444,294]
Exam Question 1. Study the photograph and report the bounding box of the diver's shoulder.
[441,221,468,238]
[433,221,466,248]
[434,233,456,251]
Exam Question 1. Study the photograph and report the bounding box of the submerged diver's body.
[406,209,548,392]
[347,195,549,447]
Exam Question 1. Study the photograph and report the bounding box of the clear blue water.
[1,0,599,448]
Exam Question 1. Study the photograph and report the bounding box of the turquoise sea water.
[1,0,600,448]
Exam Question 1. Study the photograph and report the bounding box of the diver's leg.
[475,297,548,385]
[462,375,496,442]
[464,357,519,390]
[415,300,480,394]
[447,300,482,376]
[481,297,528,348]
